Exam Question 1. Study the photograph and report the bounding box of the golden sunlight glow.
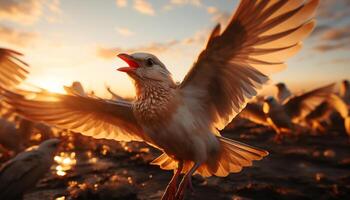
[54,152,77,176]
[27,76,68,94]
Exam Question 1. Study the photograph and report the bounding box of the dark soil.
[21,125,350,200]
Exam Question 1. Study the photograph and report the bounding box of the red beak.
[117,53,139,73]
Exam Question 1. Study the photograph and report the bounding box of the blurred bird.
[16,117,54,144]
[299,92,350,135]
[241,83,334,141]
[0,139,60,200]
[340,80,350,105]
[275,82,292,104]
[2,0,319,199]
[0,118,23,155]
[64,81,87,97]
[275,82,350,136]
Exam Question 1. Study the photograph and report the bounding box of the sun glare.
[28,77,68,94]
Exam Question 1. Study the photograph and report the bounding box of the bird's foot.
[188,176,195,193]
[161,182,178,200]
[175,176,189,200]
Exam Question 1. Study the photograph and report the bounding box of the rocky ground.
[20,124,350,200]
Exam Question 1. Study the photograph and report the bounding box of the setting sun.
[27,76,67,94]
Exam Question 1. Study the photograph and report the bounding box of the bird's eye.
[146,58,154,67]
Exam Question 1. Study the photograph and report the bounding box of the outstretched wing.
[239,103,269,126]
[0,48,29,87]
[327,94,348,119]
[276,83,292,104]
[2,89,145,142]
[179,0,319,130]
[284,83,334,122]
[63,81,87,97]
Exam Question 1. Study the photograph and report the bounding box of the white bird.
[275,82,292,104]
[0,139,60,200]
[304,94,350,136]
[275,82,350,135]
[64,81,87,97]
[2,0,319,199]
[240,83,334,141]
[340,80,350,105]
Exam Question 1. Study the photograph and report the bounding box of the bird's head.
[342,80,349,88]
[275,83,286,90]
[117,53,175,87]
[38,138,61,154]
[264,96,278,105]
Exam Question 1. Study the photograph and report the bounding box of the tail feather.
[150,153,177,170]
[212,136,268,177]
[150,136,268,178]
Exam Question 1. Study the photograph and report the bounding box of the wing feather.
[2,89,145,142]
[239,103,268,126]
[284,83,335,122]
[179,0,319,130]
[0,48,29,88]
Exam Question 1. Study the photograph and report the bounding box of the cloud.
[47,0,61,14]
[116,0,127,8]
[0,25,38,47]
[115,27,135,37]
[314,42,350,52]
[96,27,210,60]
[163,0,202,11]
[170,0,202,7]
[317,0,350,21]
[331,58,350,64]
[311,24,330,36]
[312,24,350,52]
[206,6,230,26]
[46,0,63,23]
[311,0,350,52]
[181,29,207,45]
[0,0,44,25]
[97,40,179,59]
[0,0,63,25]
[206,6,218,14]
[133,0,155,16]
[320,25,350,41]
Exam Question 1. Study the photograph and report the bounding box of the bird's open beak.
[117,53,139,73]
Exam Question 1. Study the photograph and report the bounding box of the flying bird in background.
[240,83,334,141]
[0,139,60,200]
[340,80,350,105]
[275,82,292,104]
[304,94,350,135]
[64,81,88,97]
[2,0,320,199]
[273,82,350,136]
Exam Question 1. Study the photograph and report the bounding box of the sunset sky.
[0,0,349,97]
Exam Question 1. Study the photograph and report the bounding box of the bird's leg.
[272,128,282,143]
[175,163,200,200]
[161,160,184,200]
